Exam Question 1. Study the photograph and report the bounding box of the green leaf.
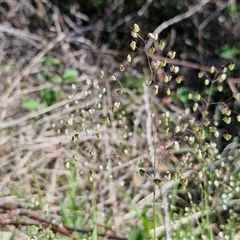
[43,57,61,67]
[122,74,145,90]
[63,68,79,83]
[48,75,62,84]
[22,100,45,110]
[140,212,151,235]
[0,64,5,70]
[220,45,240,59]
[176,87,192,104]
[43,88,59,106]
[128,227,145,240]
[36,72,45,81]
[92,225,98,240]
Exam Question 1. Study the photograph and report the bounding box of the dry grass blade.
[1,32,66,102]
[1,1,239,239]
[0,93,93,129]
[0,24,44,43]
[145,1,209,50]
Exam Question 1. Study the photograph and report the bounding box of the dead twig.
[0,24,44,44]
[228,78,240,105]
[150,54,229,73]
[0,91,94,129]
[198,1,229,60]
[1,32,66,102]
[0,205,127,240]
[145,1,209,50]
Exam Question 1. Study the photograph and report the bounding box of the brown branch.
[0,205,80,240]
[84,47,229,74]
[150,54,229,73]
[145,1,209,50]
[1,221,80,240]
[0,205,127,240]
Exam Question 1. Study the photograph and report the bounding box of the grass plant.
[0,8,240,240]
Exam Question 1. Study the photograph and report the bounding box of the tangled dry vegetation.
[0,1,153,239]
[0,1,240,240]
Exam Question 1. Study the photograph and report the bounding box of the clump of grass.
[56,22,239,240]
